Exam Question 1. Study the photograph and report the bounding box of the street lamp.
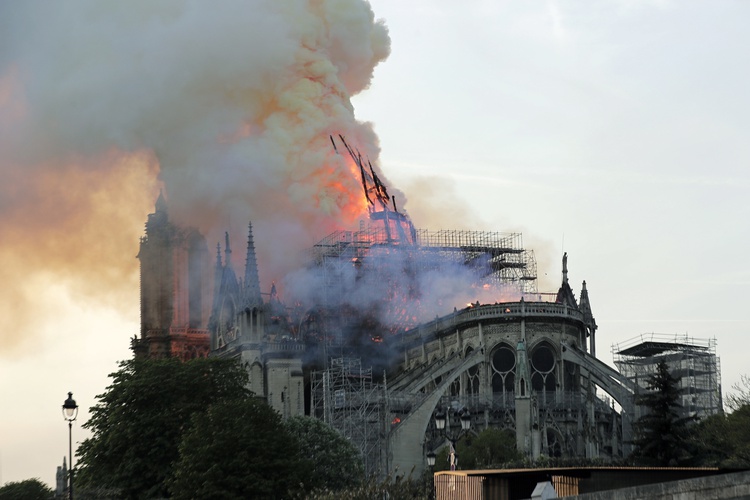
[432,406,471,470]
[62,392,78,500]
[425,450,436,500]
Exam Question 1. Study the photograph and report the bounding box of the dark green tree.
[688,404,750,467]
[631,359,695,466]
[76,357,251,499]
[169,398,305,499]
[720,405,750,467]
[284,416,364,492]
[459,427,522,469]
[433,428,521,471]
[0,478,53,500]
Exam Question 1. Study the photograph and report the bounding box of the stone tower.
[132,192,212,360]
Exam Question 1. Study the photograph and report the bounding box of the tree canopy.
[631,359,695,466]
[688,404,750,467]
[76,357,252,499]
[460,427,522,469]
[726,374,750,412]
[169,398,306,499]
[284,416,364,492]
[433,427,521,471]
[0,478,54,500]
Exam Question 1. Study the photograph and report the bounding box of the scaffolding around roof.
[309,357,387,476]
[612,333,722,419]
[308,225,537,292]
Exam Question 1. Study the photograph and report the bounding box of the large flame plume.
[0,1,391,355]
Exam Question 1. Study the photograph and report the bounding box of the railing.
[262,342,306,353]
[401,301,586,346]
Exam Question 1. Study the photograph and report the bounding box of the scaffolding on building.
[310,357,387,476]
[612,333,722,419]
[309,226,536,290]
[306,225,538,336]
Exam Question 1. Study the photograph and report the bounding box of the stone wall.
[560,470,750,500]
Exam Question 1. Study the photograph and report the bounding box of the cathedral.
[131,193,643,476]
[132,145,719,476]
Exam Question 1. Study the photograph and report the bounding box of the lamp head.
[62,392,78,422]
[434,409,446,430]
[460,410,471,431]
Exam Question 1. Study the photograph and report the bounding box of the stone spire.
[212,242,223,305]
[578,280,598,355]
[243,222,262,307]
[155,189,167,214]
[224,232,232,269]
[578,280,594,319]
[145,190,169,233]
[555,252,577,307]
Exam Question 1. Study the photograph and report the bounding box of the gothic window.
[449,377,460,397]
[491,344,515,402]
[530,342,557,393]
[545,428,563,457]
[465,347,480,395]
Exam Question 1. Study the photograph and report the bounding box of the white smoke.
[283,242,527,338]
[0,0,391,350]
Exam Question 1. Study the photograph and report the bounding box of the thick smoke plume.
[0,1,391,354]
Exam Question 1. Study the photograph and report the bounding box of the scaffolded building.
[613,333,722,419]
[306,225,538,337]
[309,227,537,293]
[310,357,386,475]
[134,135,723,479]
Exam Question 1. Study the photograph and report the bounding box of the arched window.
[491,344,516,403]
[530,342,557,393]
[545,428,563,457]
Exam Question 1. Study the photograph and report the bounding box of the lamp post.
[425,451,436,500]
[62,392,78,500]
[426,450,436,468]
[433,406,471,470]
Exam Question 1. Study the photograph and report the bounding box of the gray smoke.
[0,0,391,351]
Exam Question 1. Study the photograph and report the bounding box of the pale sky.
[2,0,750,487]
[356,1,749,385]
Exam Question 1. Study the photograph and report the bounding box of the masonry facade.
[133,198,638,475]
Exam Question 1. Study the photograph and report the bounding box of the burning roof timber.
[321,135,537,291]
[284,137,540,337]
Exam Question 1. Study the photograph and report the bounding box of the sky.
[2,0,750,487]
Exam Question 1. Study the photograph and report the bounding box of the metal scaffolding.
[306,225,538,335]
[612,333,722,419]
[309,226,536,290]
[310,357,386,476]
